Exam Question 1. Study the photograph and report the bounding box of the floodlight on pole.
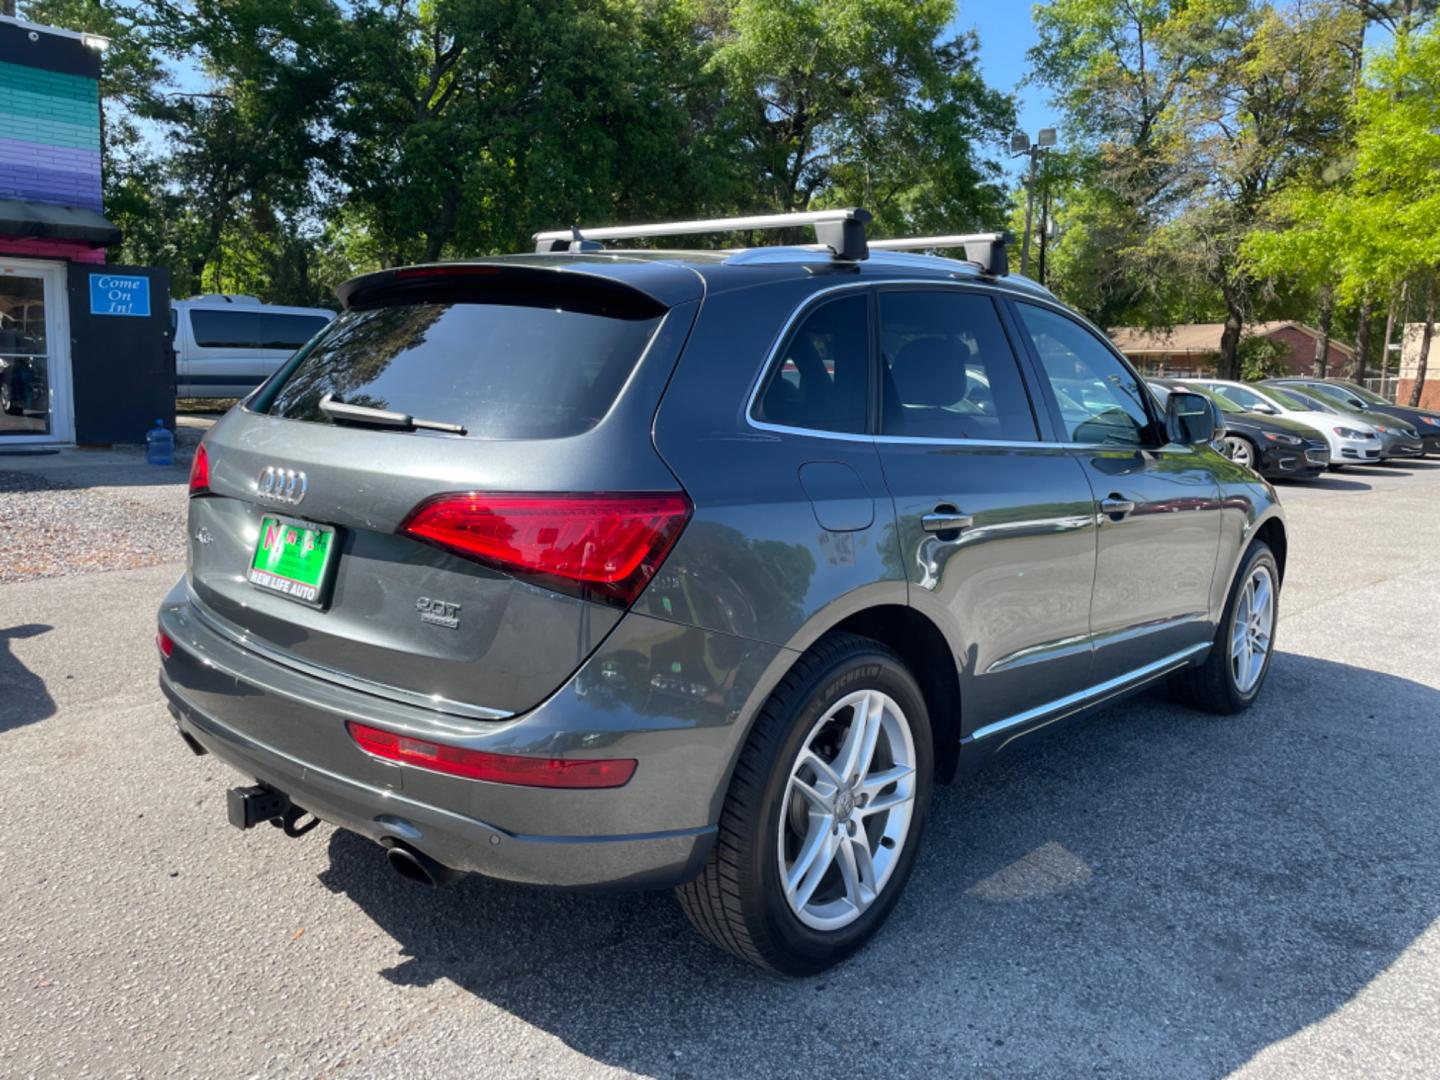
[1012,128,1059,278]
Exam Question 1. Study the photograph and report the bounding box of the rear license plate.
[247,515,337,607]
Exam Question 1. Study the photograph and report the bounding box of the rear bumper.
[163,679,713,888]
[158,578,786,890]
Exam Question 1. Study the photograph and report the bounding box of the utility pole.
[1038,170,1052,288]
[1011,129,1057,279]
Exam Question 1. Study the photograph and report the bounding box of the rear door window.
[260,298,663,440]
[753,294,869,434]
[190,310,332,350]
[878,289,1038,441]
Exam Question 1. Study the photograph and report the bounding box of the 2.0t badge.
[416,596,461,629]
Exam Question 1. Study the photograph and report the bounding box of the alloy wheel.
[777,689,917,932]
[1230,564,1275,693]
[1224,436,1254,468]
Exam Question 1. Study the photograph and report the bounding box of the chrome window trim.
[744,278,1097,446]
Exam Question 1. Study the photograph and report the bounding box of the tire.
[1326,464,1344,472]
[1223,435,1258,470]
[1169,541,1279,714]
[676,633,934,975]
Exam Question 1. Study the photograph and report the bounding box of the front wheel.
[1169,541,1279,714]
[677,634,933,974]
[1222,435,1257,470]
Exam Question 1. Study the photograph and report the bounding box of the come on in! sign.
[88,273,151,317]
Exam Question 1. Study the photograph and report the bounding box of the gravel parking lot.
[2,455,1439,1078]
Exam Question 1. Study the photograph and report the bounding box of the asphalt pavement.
[2,456,1439,1078]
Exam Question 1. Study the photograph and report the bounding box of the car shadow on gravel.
[319,651,1440,1078]
[0,623,56,731]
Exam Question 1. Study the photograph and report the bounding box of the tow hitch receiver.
[227,784,290,830]
[226,785,323,837]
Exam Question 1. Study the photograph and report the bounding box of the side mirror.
[1165,390,1223,445]
[1251,403,1278,415]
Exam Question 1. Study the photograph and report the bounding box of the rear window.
[190,309,331,349]
[259,299,662,439]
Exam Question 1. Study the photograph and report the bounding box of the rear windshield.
[258,299,661,439]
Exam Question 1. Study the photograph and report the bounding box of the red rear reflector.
[400,492,690,606]
[347,722,636,789]
[188,442,210,496]
[156,627,174,659]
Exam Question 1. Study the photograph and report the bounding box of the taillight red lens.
[188,442,210,496]
[400,492,691,606]
[156,627,174,659]
[347,722,636,789]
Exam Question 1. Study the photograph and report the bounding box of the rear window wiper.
[318,393,467,435]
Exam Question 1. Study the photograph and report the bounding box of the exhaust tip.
[384,841,461,887]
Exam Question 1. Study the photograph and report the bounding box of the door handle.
[922,511,974,534]
[1099,495,1136,519]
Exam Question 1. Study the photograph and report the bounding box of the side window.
[877,290,1038,440]
[1215,384,1266,411]
[190,310,332,350]
[1016,303,1157,447]
[755,294,868,434]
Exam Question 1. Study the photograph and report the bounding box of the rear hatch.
[186,260,702,718]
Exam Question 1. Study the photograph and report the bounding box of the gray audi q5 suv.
[158,210,1286,974]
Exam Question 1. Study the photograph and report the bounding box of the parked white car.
[1194,378,1382,467]
[172,295,334,399]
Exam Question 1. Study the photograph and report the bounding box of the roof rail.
[867,233,1011,277]
[534,208,873,261]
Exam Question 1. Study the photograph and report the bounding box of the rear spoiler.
[336,260,701,312]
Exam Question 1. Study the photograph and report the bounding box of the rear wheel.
[676,634,933,974]
[1169,541,1279,714]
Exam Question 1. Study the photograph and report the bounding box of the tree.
[701,0,1015,234]
[1029,1,1357,375]
[1246,22,1440,403]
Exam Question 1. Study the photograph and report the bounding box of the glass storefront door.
[0,261,70,441]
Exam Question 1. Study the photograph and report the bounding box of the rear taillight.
[156,627,174,659]
[399,492,691,607]
[188,442,210,496]
[347,722,636,789]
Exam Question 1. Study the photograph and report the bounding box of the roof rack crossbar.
[867,232,1012,277]
[534,208,873,261]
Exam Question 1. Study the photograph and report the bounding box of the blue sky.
[951,4,1059,152]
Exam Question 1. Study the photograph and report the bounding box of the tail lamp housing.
[399,491,691,607]
[188,442,210,496]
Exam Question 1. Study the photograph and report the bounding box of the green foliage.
[15,0,1017,303]
[1237,334,1292,380]
[1029,0,1358,375]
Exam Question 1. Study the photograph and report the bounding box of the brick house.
[1,13,172,445]
[1396,323,1440,411]
[1108,321,1356,378]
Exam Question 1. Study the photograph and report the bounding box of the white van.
[172,295,335,399]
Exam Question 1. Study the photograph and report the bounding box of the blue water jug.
[145,419,175,466]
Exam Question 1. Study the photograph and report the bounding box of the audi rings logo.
[256,465,308,505]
